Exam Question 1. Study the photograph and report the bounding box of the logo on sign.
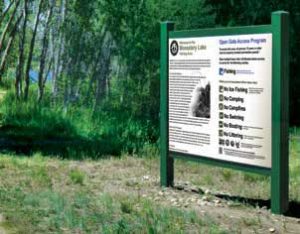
[170,40,179,56]
[219,68,236,75]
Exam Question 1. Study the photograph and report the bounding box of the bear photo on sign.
[189,81,211,118]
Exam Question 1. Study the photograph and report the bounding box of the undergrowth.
[0,85,158,158]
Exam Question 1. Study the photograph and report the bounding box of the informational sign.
[168,34,272,168]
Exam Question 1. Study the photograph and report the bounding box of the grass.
[0,134,299,233]
[0,154,230,233]
[0,86,158,158]
[69,169,85,185]
[175,129,300,202]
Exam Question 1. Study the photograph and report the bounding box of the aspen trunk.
[24,0,44,101]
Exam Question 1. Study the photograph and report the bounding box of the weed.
[69,169,85,185]
[221,169,232,181]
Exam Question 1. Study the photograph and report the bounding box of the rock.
[269,228,276,233]
[202,196,209,201]
[170,198,177,203]
[184,187,190,192]
[176,185,184,190]
[214,199,221,204]
[143,175,150,180]
[158,191,164,196]
[191,186,199,193]
[204,189,211,195]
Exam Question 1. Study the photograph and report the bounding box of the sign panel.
[168,34,272,168]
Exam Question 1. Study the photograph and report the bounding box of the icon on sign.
[219,138,224,145]
[226,140,230,146]
[219,86,224,93]
[219,112,224,119]
[219,121,223,128]
[219,130,223,137]
[219,94,224,102]
[219,103,224,110]
[219,147,223,154]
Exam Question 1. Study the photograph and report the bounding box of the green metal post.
[160,22,174,187]
[271,11,290,214]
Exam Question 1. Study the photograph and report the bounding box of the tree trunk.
[15,0,28,99]
[93,39,112,112]
[85,27,107,105]
[38,2,53,102]
[24,0,44,101]
[0,0,14,27]
[52,0,66,101]
[0,14,22,79]
[0,0,20,53]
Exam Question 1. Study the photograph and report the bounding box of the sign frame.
[160,11,289,214]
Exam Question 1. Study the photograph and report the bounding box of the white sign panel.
[168,34,272,168]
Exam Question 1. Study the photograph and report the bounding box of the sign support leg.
[160,22,174,187]
[271,11,290,214]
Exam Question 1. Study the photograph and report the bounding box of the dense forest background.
[0,0,299,157]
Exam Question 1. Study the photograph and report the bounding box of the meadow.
[0,130,298,233]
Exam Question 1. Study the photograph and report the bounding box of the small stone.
[214,199,221,204]
[227,201,233,206]
[202,196,209,201]
[142,194,147,198]
[269,228,276,233]
[190,198,196,203]
[170,198,177,203]
[191,186,199,193]
[184,187,190,192]
[143,175,150,180]
[176,185,184,190]
[204,189,211,195]
[158,191,164,196]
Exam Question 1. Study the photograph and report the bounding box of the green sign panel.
[160,11,289,214]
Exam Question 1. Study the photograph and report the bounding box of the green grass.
[69,169,85,185]
[0,154,230,233]
[0,86,158,158]
[0,135,299,233]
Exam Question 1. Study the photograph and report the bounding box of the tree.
[24,0,44,100]
[15,0,29,99]
[38,0,54,102]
